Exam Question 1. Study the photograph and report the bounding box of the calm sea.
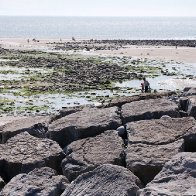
[0,16,196,40]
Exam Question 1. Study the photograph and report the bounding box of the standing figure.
[143,78,150,93]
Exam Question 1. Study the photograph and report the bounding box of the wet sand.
[1,38,196,63]
[94,46,196,63]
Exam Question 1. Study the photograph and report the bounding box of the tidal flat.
[0,41,196,116]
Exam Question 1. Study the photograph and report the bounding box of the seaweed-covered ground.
[0,46,196,116]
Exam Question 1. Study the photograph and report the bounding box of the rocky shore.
[0,87,195,195]
[50,39,196,51]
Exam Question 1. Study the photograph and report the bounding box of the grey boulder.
[47,107,121,147]
[62,130,124,181]
[139,152,196,196]
[105,91,176,108]
[179,96,196,118]
[0,167,69,196]
[125,117,196,184]
[62,164,143,196]
[126,140,184,185]
[182,87,196,96]
[0,116,49,143]
[0,132,65,181]
[121,98,180,123]
[127,117,196,145]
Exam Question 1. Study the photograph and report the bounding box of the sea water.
[0,16,196,39]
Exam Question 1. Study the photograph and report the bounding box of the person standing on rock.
[143,78,150,93]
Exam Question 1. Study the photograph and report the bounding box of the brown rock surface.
[182,87,196,96]
[0,132,65,181]
[125,117,196,184]
[139,152,196,195]
[0,167,69,196]
[127,117,196,145]
[62,130,124,181]
[105,91,176,108]
[0,116,49,143]
[47,107,121,147]
[49,107,82,123]
[126,140,184,185]
[61,164,143,196]
[122,98,180,123]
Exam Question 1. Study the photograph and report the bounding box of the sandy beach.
[1,38,196,63]
[94,46,196,63]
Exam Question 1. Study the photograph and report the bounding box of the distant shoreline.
[1,38,196,63]
[1,38,196,47]
[90,40,196,47]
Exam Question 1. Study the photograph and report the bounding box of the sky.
[0,0,196,17]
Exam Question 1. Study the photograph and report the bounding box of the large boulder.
[0,167,69,196]
[62,130,124,181]
[121,98,180,123]
[127,117,196,145]
[105,91,176,108]
[0,116,49,143]
[125,117,196,184]
[179,96,196,118]
[126,140,184,185]
[139,152,196,195]
[182,87,196,96]
[0,132,65,181]
[179,97,190,111]
[62,164,143,196]
[47,107,121,147]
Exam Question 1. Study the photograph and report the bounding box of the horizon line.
[0,15,196,17]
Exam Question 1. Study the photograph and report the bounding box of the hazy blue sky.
[0,0,196,16]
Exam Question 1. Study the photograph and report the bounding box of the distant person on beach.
[142,78,150,93]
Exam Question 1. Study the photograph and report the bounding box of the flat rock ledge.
[62,164,143,196]
[122,98,180,123]
[105,91,176,108]
[0,116,49,143]
[0,132,65,181]
[127,117,196,145]
[138,152,196,195]
[47,106,121,147]
[62,130,124,181]
[0,167,69,196]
